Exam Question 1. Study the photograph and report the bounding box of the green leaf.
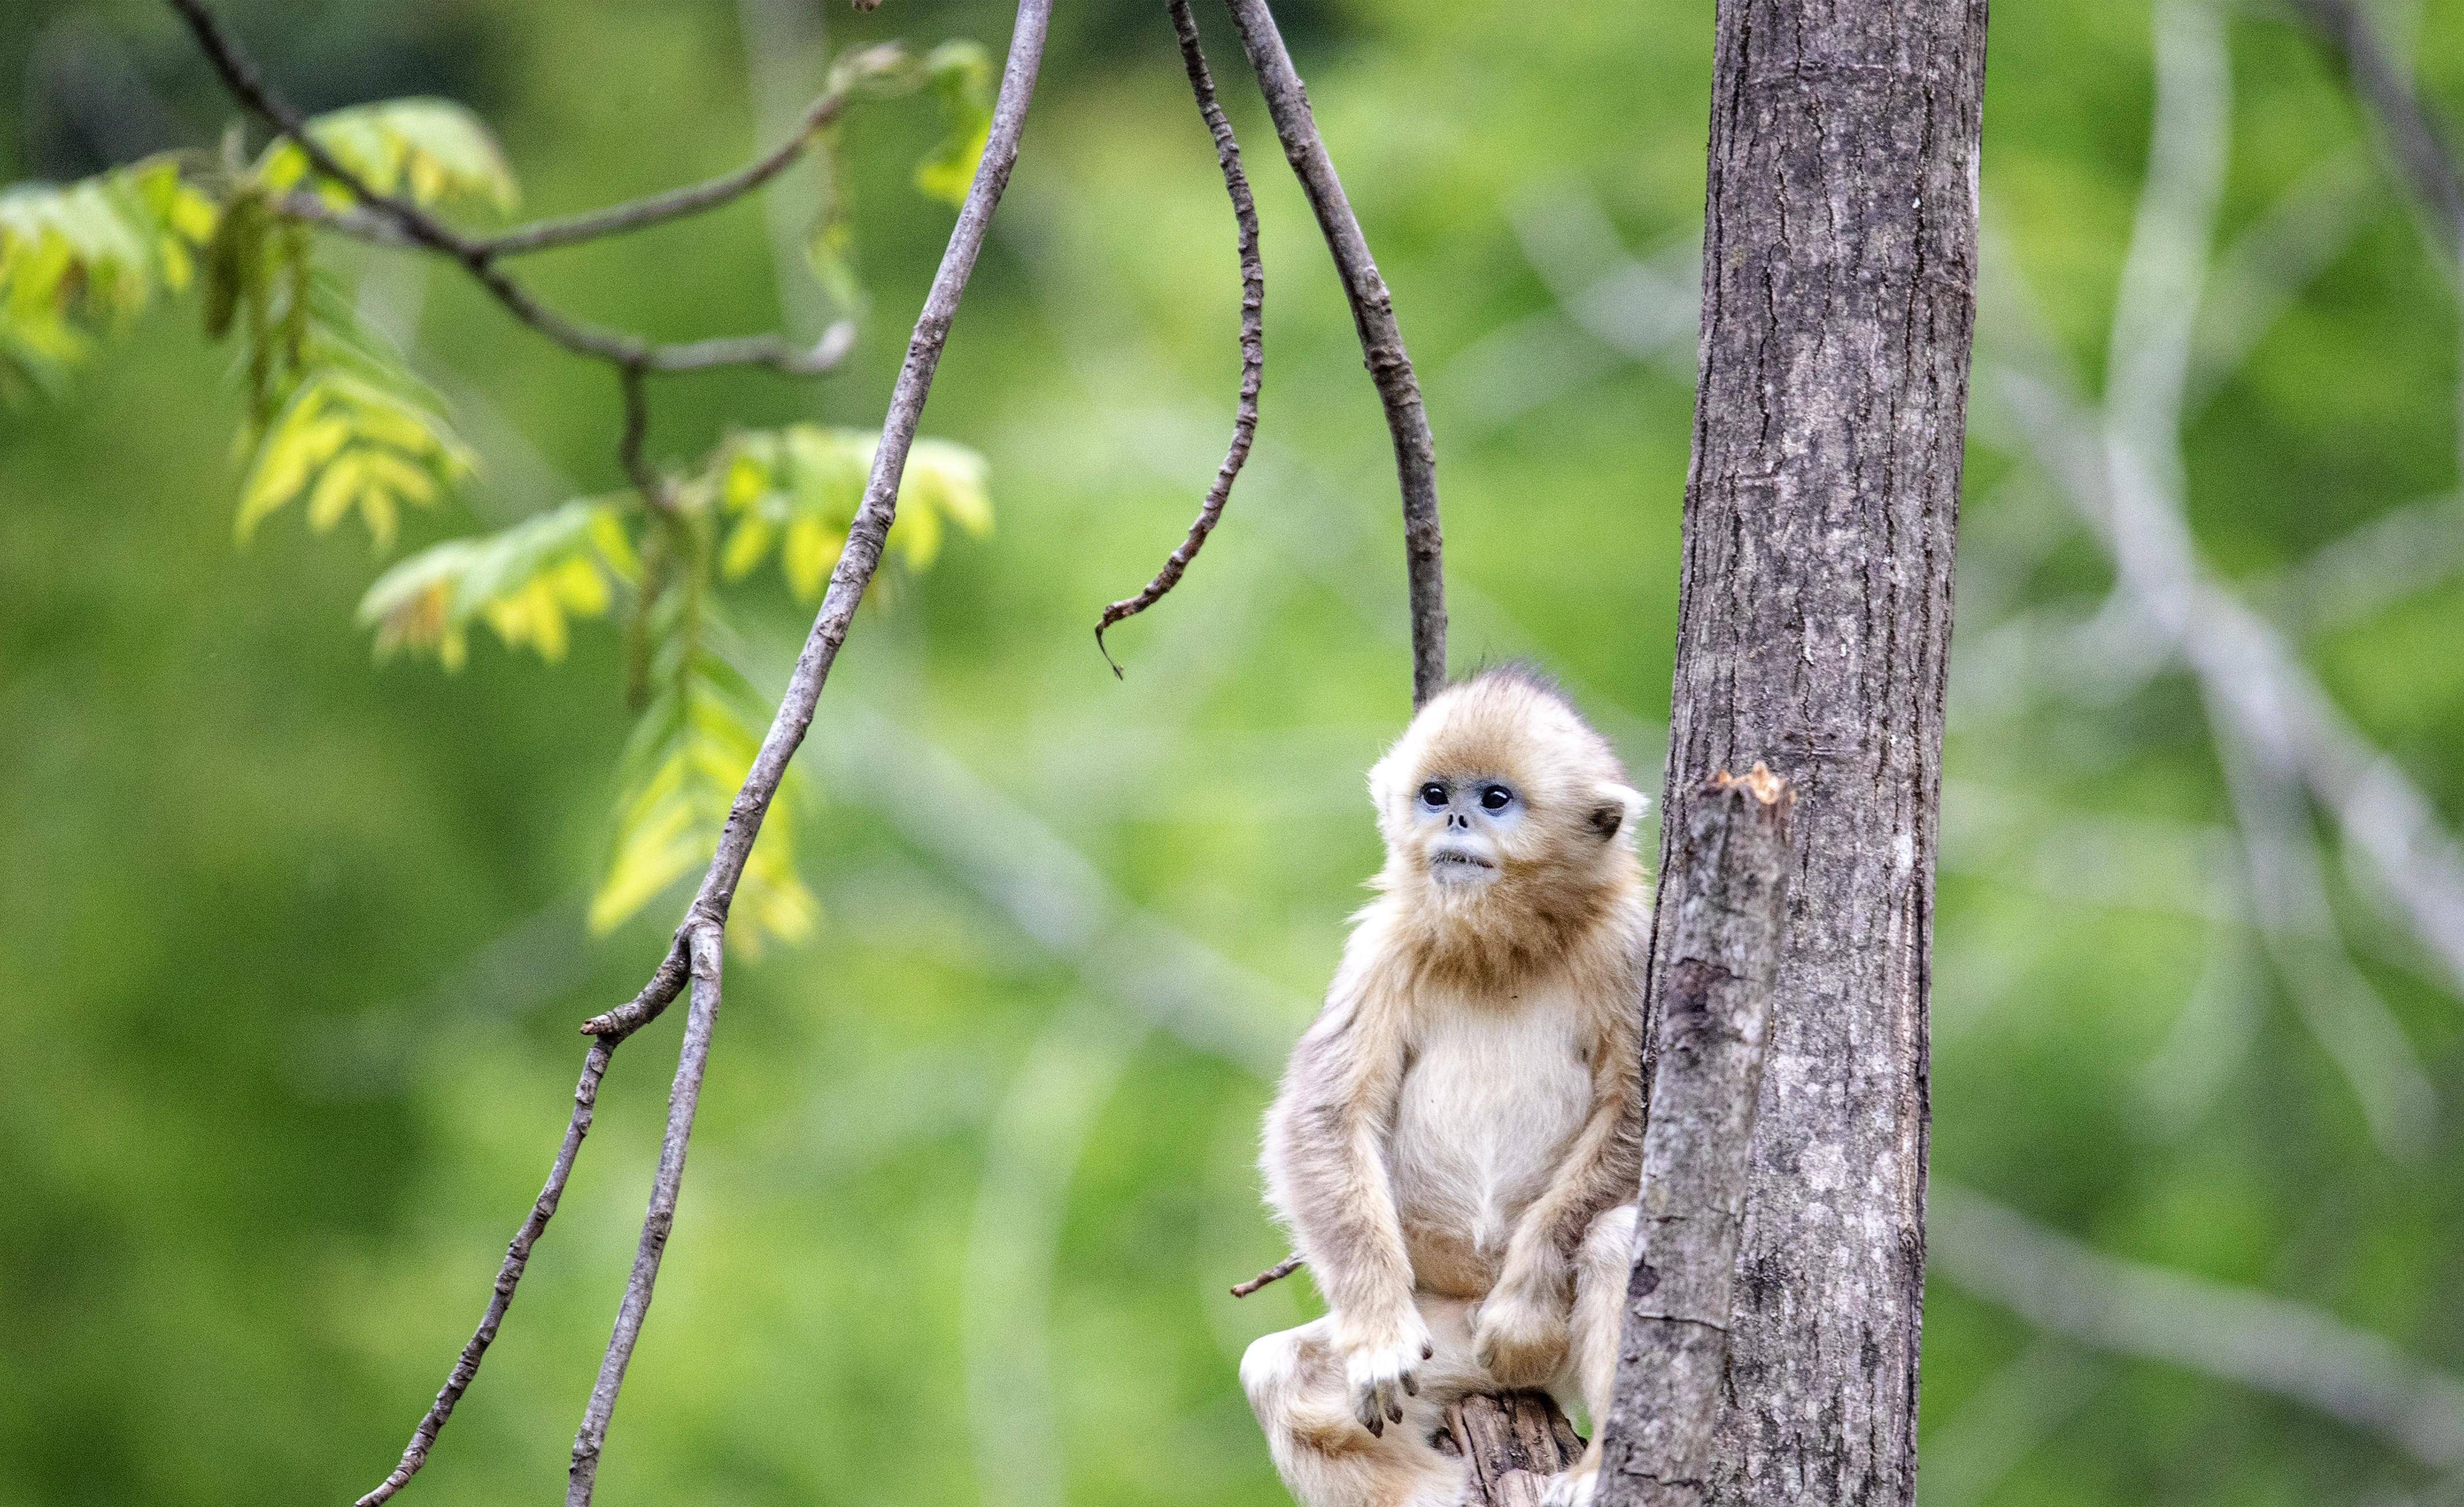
[0,154,218,399]
[914,41,994,208]
[692,423,991,601]
[358,496,638,666]
[236,369,474,546]
[257,98,517,212]
[589,609,816,952]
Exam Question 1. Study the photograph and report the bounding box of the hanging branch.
[1595,767,1793,1507]
[1094,0,1265,674]
[1216,0,1446,706]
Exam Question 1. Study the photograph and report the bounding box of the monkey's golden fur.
[1243,669,1647,1507]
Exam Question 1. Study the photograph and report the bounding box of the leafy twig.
[1094,0,1264,674]
[1217,0,1445,705]
[312,0,1057,1498]
[165,0,856,379]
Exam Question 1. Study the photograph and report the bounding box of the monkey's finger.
[1422,1343,1435,1360]
[1387,1395,1404,1424]
[1402,1373,1419,1397]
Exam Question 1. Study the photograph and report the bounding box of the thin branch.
[354,938,690,1504]
[1093,0,1264,675]
[165,0,855,380]
[1216,0,1446,706]
[469,50,899,259]
[574,7,1055,1494]
[567,923,727,1507]
[587,0,1053,1040]
[354,1041,613,1507]
[1229,1253,1301,1298]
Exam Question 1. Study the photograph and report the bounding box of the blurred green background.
[9,1,2464,1505]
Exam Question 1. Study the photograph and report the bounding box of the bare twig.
[566,923,725,1506]
[1094,0,1264,674]
[165,0,856,380]
[1932,1183,2464,1470]
[1597,768,1793,1507]
[472,53,898,258]
[354,1041,613,1507]
[354,937,688,1504]
[1216,0,1445,706]
[1229,1253,1301,1297]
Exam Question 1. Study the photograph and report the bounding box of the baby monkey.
[1243,667,1648,1507]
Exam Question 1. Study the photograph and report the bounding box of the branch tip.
[1088,0,1262,663]
[1231,1253,1303,1297]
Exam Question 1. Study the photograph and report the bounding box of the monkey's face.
[1405,772,1523,890]
[1368,671,1643,918]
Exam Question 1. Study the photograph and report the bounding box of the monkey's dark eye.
[1480,785,1513,812]
[1419,782,1447,809]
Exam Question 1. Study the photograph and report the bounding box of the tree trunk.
[1597,770,1794,1507]
[1597,2,1987,1505]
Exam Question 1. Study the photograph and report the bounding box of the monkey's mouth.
[1428,849,1498,885]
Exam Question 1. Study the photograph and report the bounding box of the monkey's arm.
[1476,1015,1643,1387]
[1261,971,1426,1434]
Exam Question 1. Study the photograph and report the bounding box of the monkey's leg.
[1242,1306,1480,1507]
[1540,1203,1637,1507]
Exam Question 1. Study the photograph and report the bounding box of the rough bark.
[1597,768,1793,1507]
[1600,2,1987,1505]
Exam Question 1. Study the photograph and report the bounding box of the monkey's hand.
[1472,1279,1569,1389]
[1337,1306,1433,1438]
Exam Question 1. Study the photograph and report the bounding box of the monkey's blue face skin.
[1413,775,1522,887]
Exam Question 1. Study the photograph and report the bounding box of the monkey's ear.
[1588,783,1646,841]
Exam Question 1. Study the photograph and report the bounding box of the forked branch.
[327,0,1058,1500]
